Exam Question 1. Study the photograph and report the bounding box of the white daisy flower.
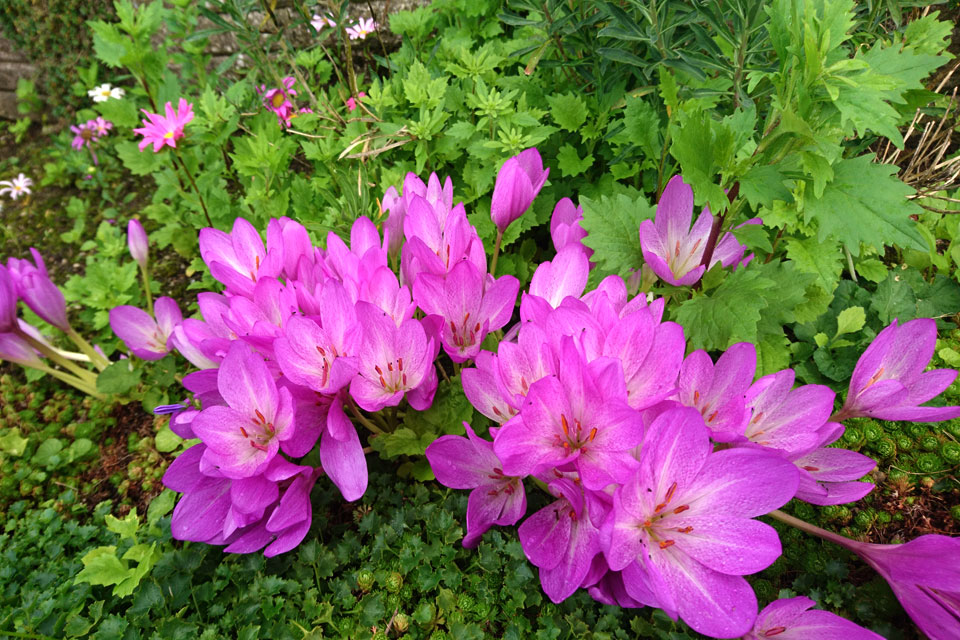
[88,83,125,103]
[0,173,34,200]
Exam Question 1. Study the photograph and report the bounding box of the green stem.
[171,148,213,227]
[348,401,384,435]
[140,263,154,317]
[65,327,110,372]
[490,230,504,278]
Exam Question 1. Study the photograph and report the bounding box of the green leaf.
[556,144,594,177]
[115,542,160,597]
[580,192,655,277]
[105,509,139,541]
[95,97,140,128]
[147,490,176,527]
[115,140,163,176]
[75,547,129,587]
[835,307,866,336]
[154,424,182,452]
[97,360,142,394]
[620,96,661,162]
[33,438,64,467]
[669,109,734,210]
[674,268,775,350]
[739,164,791,209]
[784,236,843,293]
[404,60,447,109]
[0,428,28,456]
[855,258,888,283]
[938,347,960,368]
[547,92,587,132]
[803,155,926,255]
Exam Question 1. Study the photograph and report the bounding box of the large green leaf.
[803,155,926,255]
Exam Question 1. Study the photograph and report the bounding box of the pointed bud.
[490,148,549,234]
[127,219,149,268]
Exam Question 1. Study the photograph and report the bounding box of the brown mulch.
[76,401,166,517]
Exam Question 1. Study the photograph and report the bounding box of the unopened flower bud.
[127,219,149,268]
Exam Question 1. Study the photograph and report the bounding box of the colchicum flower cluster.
[109,147,960,639]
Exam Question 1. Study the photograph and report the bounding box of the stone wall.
[0,0,425,119]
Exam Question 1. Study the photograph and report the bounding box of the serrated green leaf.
[75,547,129,587]
[556,144,594,177]
[547,92,588,132]
[115,140,164,176]
[674,268,774,350]
[835,307,866,336]
[870,271,916,323]
[580,193,655,277]
[106,509,139,541]
[803,155,926,255]
[784,236,843,293]
[739,164,791,209]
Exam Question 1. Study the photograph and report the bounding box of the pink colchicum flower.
[191,342,296,478]
[413,260,519,362]
[0,264,16,333]
[127,219,149,268]
[836,318,960,422]
[743,596,884,639]
[109,297,182,360]
[133,98,195,152]
[0,173,33,200]
[639,175,754,286]
[346,17,378,40]
[519,477,602,603]
[490,148,549,234]
[425,422,526,548]
[604,407,799,638]
[6,249,69,331]
[493,339,645,491]
[781,513,960,640]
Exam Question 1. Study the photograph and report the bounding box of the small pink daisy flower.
[311,13,336,32]
[70,122,97,151]
[346,92,367,112]
[133,98,195,152]
[92,117,113,137]
[346,17,378,40]
[257,77,298,127]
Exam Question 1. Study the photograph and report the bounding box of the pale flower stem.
[768,509,855,550]
[140,262,154,317]
[65,327,110,371]
[33,363,106,399]
[17,330,98,383]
